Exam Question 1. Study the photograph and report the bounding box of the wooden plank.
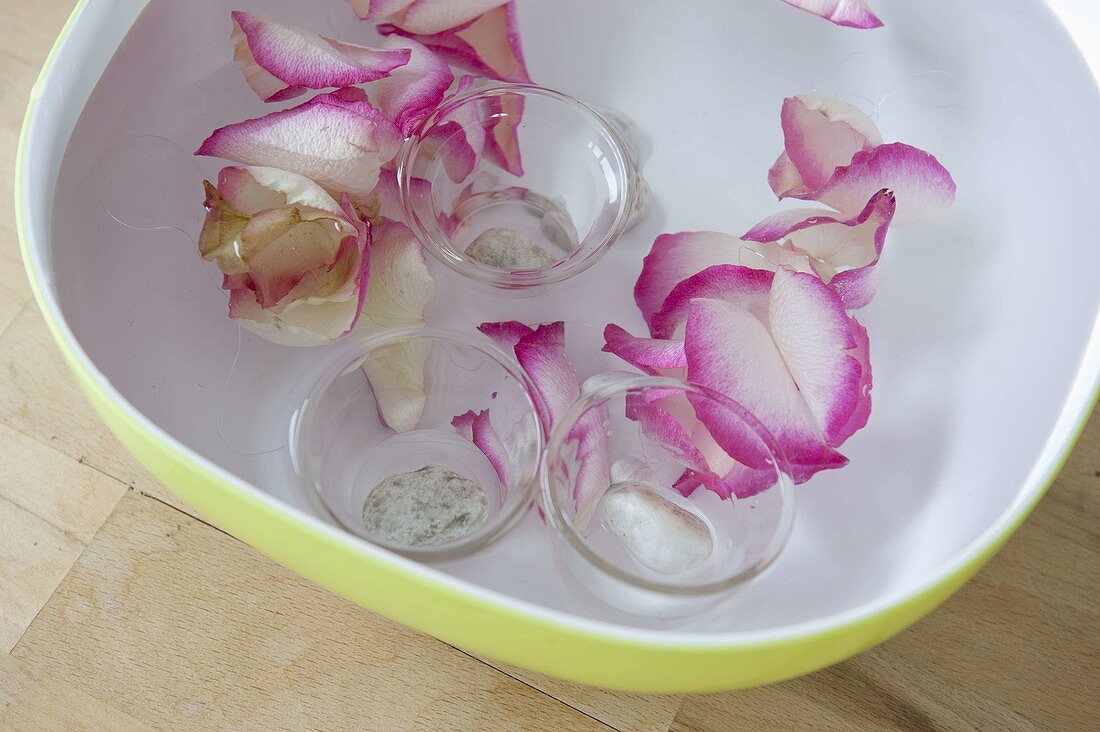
[11,492,614,731]
[0,498,84,652]
[486,661,681,732]
[0,652,143,732]
[0,302,194,517]
[0,421,125,543]
[672,407,1100,732]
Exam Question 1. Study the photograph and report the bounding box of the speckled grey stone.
[465,227,558,270]
[363,465,488,547]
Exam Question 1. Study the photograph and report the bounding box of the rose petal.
[362,338,431,432]
[568,403,612,532]
[625,392,709,475]
[768,268,870,447]
[347,0,414,23]
[231,11,410,103]
[650,263,775,340]
[511,322,580,430]
[815,142,956,227]
[780,0,884,29]
[478,320,535,352]
[416,75,485,182]
[742,188,896,308]
[685,298,848,482]
[635,232,780,336]
[385,0,510,34]
[363,37,454,135]
[601,324,686,376]
[481,90,524,176]
[479,320,610,531]
[354,221,435,337]
[380,2,530,83]
[770,94,882,199]
[196,90,403,198]
[452,409,511,486]
[215,166,287,214]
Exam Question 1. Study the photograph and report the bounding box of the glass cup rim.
[290,325,546,562]
[541,372,796,596]
[396,82,637,288]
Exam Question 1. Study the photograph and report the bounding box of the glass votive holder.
[290,328,543,561]
[542,373,795,617]
[397,83,644,289]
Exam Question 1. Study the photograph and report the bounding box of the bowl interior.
[41,0,1100,633]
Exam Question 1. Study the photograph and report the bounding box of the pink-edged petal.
[651,264,775,340]
[780,0,884,29]
[347,0,414,22]
[773,95,882,198]
[231,11,410,103]
[388,0,510,34]
[685,298,847,483]
[625,393,709,475]
[742,188,896,308]
[380,2,530,83]
[768,268,870,447]
[601,324,686,376]
[569,403,611,532]
[215,166,286,214]
[416,75,485,182]
[478,320,535,352]
[512,322,580,430]
[480,319,609,530]
[481,90,524,176]
[815,142,955,227]
[196,90,403,198]
[354,221,434,337]
[364,37,454,135]
[452,409,511,486]
[362,338,431,432]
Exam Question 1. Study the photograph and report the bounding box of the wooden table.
[2,3,1098,730]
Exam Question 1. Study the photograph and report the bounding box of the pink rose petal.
[452,409,512,486]
[635,232,774,336]
[815,142,956,227]
[769,94,882,199]
[231,11,410,103]
[347,0,414,23]
[387,0,510,34]
[684,298,848,483]
[780,0,884,29]
[363,36,454,135]
[379,2,530,83]
[651,264,775,340]
[624,392,709,476]
[479,320,610,531]
[768,268,870,447]
[416,75,485,182]
[196,90,403,198]
[601,324,686,376]
[742,188,896,309]
[481,90,524,176]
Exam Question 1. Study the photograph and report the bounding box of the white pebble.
[465,227,558,270]
[602,484,713,574]
[363,465,487,547]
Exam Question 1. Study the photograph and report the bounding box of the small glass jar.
[291,328,543,561]
[543,373,795,617]
[397,83,645,289]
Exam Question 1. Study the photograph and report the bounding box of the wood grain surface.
[1,2,1098,729]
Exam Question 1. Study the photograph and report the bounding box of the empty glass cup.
[291,328,543,561]
[397,83,645,288]
[542,373,795,617]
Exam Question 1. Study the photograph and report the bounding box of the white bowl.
[17,0,1100,691]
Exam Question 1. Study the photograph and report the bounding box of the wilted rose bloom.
[199,165,370,346]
